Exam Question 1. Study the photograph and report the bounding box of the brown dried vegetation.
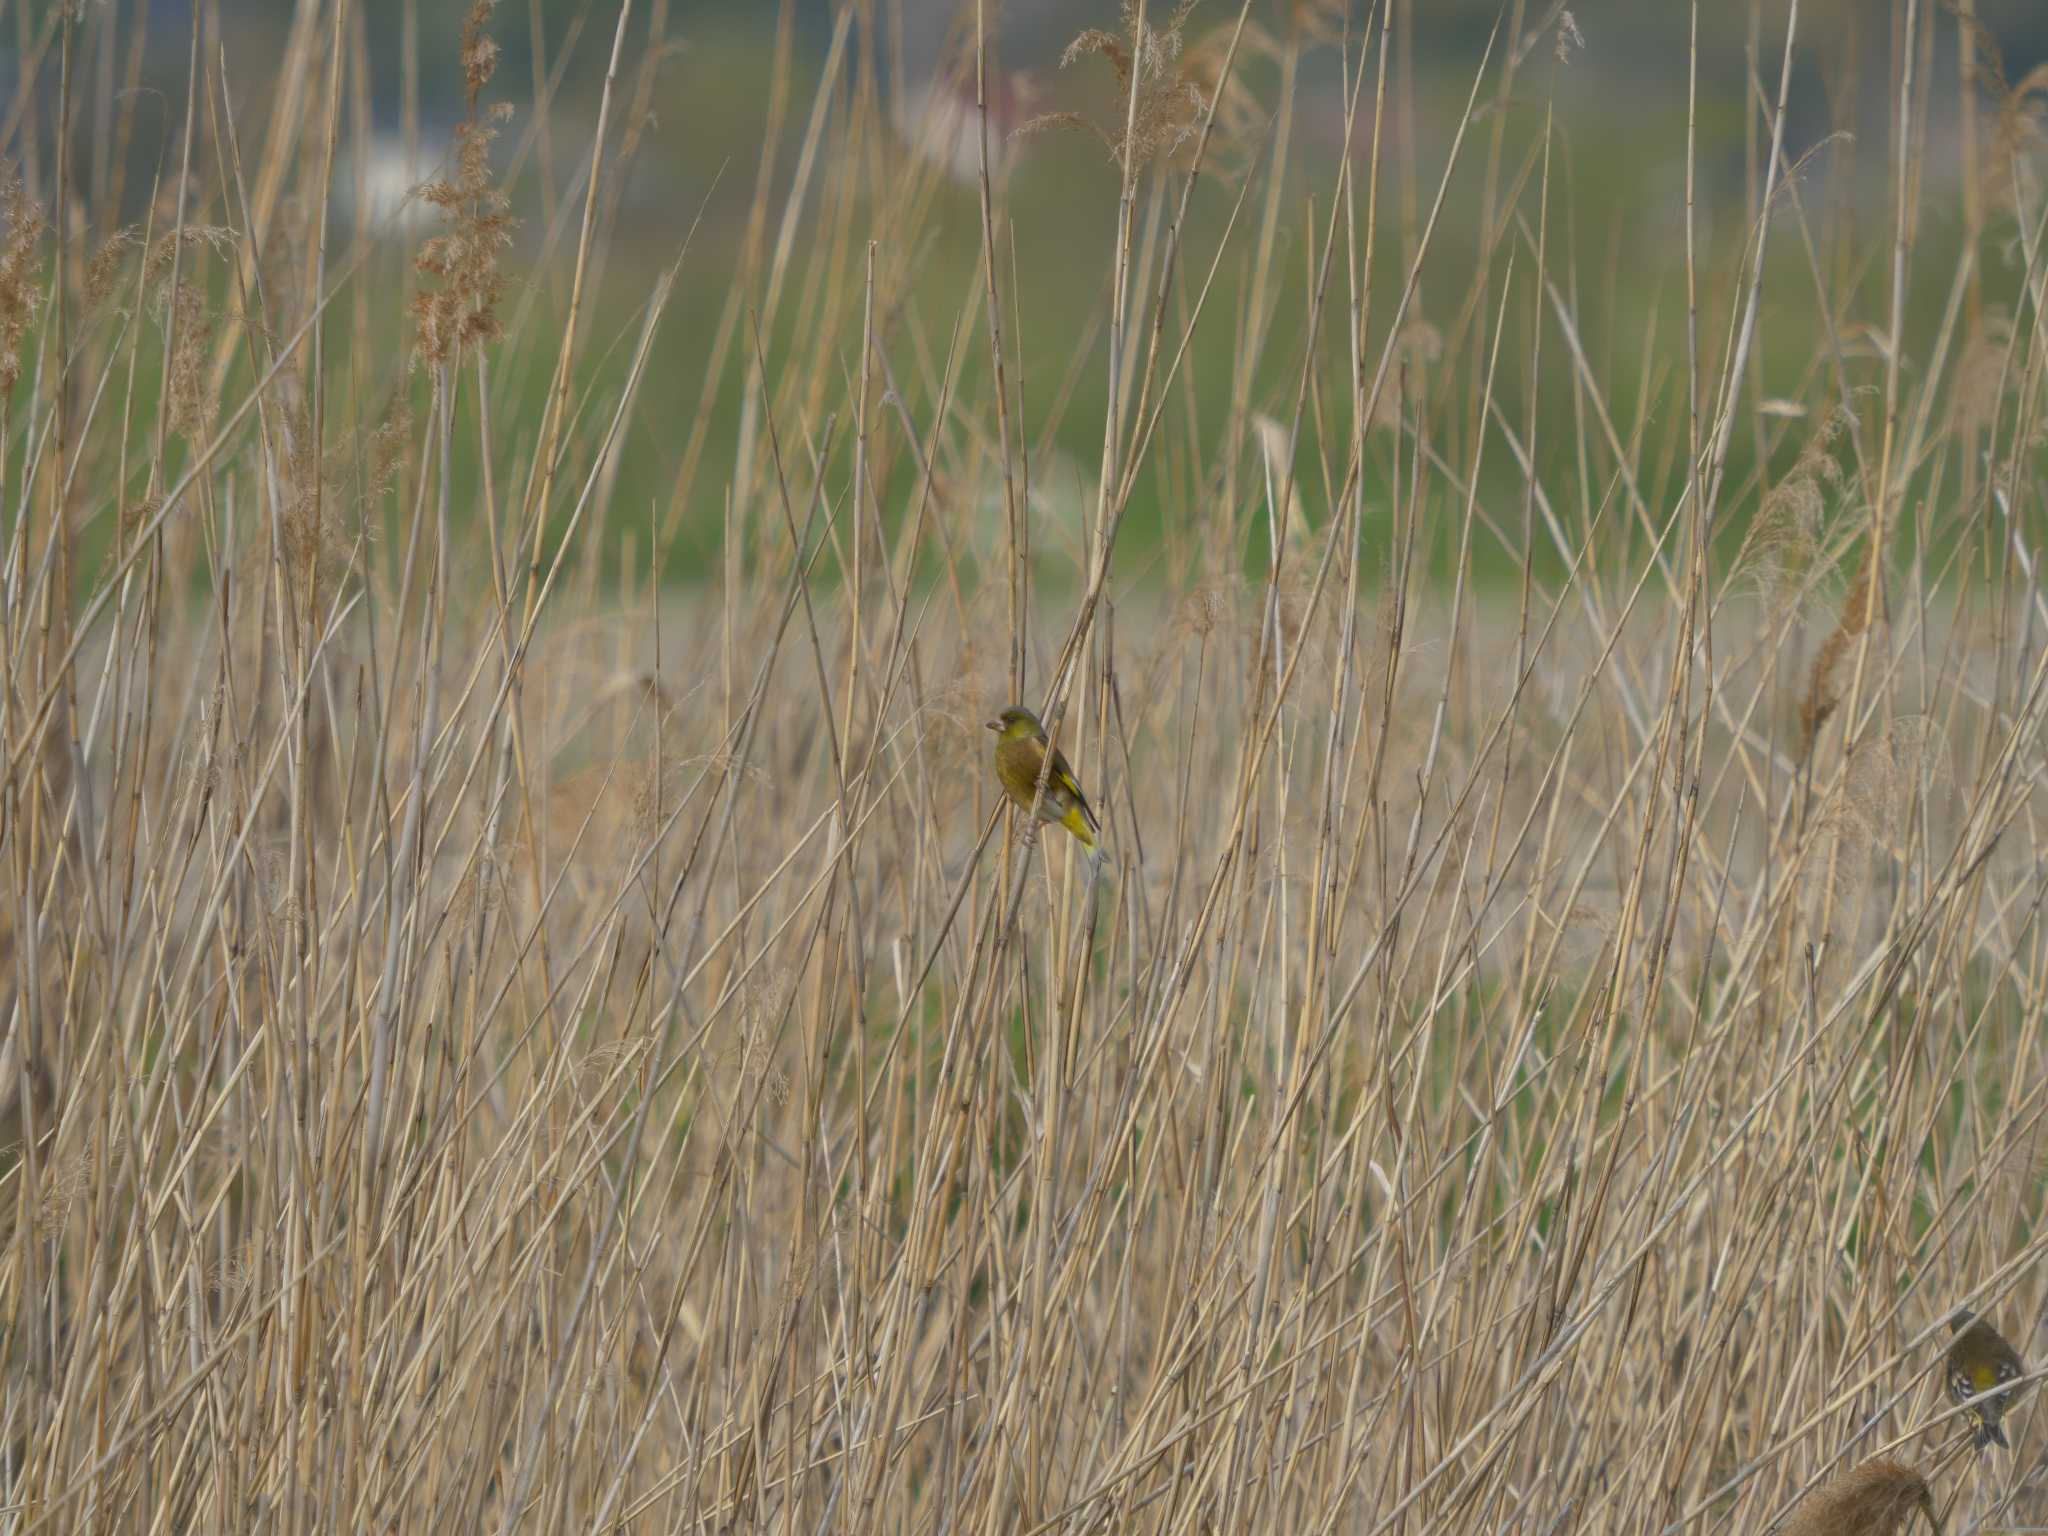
[1781,1458,1942,1536]
[0,3,2045,1533]
[0,163,46,397]
[1022,1,1210,171]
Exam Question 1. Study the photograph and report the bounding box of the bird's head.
[984,707,1040,740]
[1951,1307,1978,1334]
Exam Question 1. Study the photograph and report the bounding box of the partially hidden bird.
[1946,1307,2027,1449]
[986,707,1101,860]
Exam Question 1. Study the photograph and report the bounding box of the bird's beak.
[983,718,1000,732]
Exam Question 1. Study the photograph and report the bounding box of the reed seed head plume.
[413,3,512,370]
[1175,19,1270,174]
[141,223,235,287]
[1278,0,1350,47]
[165,284,217,439]
[1175,579,1239,644]
[1782,1458,1941,1536]
[1838,715,1949,856]
[411,111,514,368]
[1554,10,1586,65]
[208,1249,257,1302]
[1735,406,1847,613]
[447,849,505,928]
[118,490,164,547]
[273,398,354,601]
[1969,26,2048,217]
[82,228,137,312]
[1367,318,1443,434]
[460,0,502,112]
[1798,552,1881,756]
[1022,1,1208,171]
[0,162,46,397]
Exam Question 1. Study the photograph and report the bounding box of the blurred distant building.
[893,66,1036,186]
[332,132,442,239]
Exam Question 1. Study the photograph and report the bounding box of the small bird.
[1946,1307,2027,1449]
[985,707,1101,859]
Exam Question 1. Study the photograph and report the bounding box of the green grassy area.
[52,13,2034,604]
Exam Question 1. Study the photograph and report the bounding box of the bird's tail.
[1979,1417,2010,1450]
[1061,804,1098,852]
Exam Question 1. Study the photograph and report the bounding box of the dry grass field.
[4,1,2048,1532]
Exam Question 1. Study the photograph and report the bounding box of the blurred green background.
[18,1,2048,591]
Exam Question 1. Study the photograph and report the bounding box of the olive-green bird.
[1947,1308,2027,1449]
[986,707,1101,857]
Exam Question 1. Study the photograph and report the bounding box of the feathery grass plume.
[144,228,236,442]
[1021,1,1208,171]
[531,1043,652,1212]
[0,163,46,397]
[277,395,333,588]
[1950,311,2015,441]
[365,393,415,504]
[254,842,307,949]
[1366,317,1443,435]
[1798,552,1881,755]
[234,384,398,613]
[1788,609,1930,940]
[1273,536,1342,703]
[1178,579,1239,643]
[207,1248,257,1303]
[1782,1458,1942,1536]
[570,1039,648,1106]
[1279,0,1350,47]
[231,411,342,632]
[1174,18,1270,176]
[1964,17,2048,217]
[252,195,314,335]
[411,109,514,367]
[913,675,983,802]
[33,1144,92,1240]
[1554,10,1586,65]
[1733,406,1846,614]
[720,970,793,1110]
[412,1,512,368]
[141,222,237,287]
[81,228,137,312]
[117,490,163,547]
[628,733,684,847]
[446,848,505,930]
[1840,715,1951,858]
[183,678,240,806]
[1792,790,1876,967]
[159,281,217,439]
[460,0,502,112]
[259,412,385,644]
